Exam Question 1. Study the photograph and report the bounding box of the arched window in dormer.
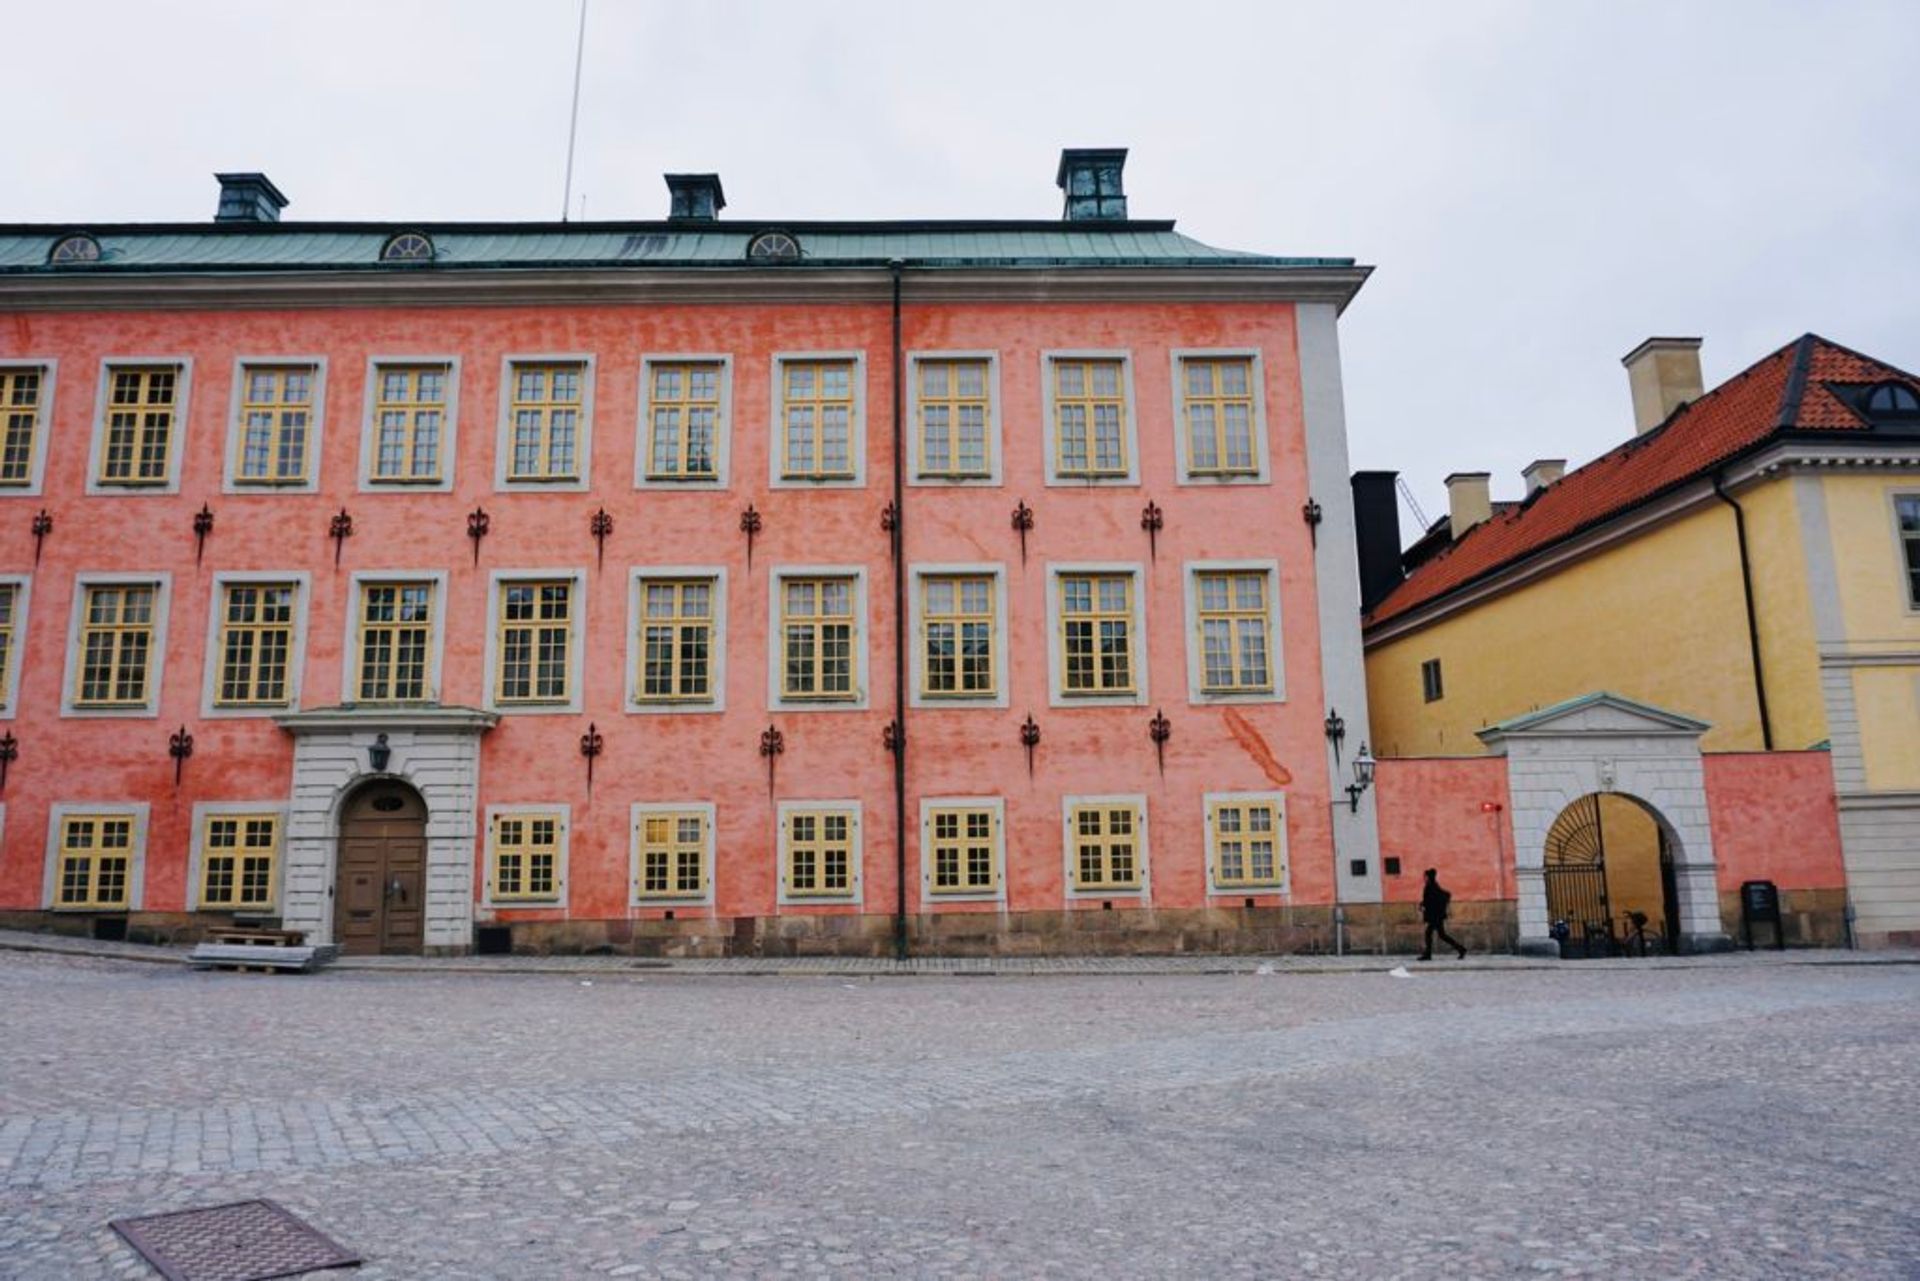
[1865,382,1920,418]
[746,230,801,263]
[47,234,101,265]
[380,231,435,264]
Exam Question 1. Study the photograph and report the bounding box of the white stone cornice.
[275,704,499,734]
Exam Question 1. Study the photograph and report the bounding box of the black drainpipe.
[1712,471,1774,750]
[889,260,909,961]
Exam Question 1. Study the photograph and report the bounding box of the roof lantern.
[665,173,725,222]
[1056,148,1128,222]
[214,172,289,223]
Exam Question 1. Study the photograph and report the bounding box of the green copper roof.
[0,220,1354,274]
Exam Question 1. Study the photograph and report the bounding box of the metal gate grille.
[1544,795,1613,958]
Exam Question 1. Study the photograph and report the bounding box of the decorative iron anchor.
[579,722,604,792]
[1141,501,1164,560]
[1011,500,1034,564]
[466,507,490,565]
[1148,709,1171,775]
[192,504,214,564]
[758,723,784,795]
[168,724,194,787]
[1020,714,1041,777]
[30,509,51,565]
[740,504,763,568]
[0,731,17,793]
[590,507,614,568]
[329,507,354,565]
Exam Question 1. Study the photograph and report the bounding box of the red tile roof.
[1365,334,1918,629]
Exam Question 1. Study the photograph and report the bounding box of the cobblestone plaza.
[1,949,1915,1278]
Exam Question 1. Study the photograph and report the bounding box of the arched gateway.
[1477,692,1732,957]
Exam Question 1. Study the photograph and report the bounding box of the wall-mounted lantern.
[1346,743,1376,813]
[368,732,392,773]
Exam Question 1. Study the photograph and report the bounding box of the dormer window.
[747,231,801,263]
[380,231,435,264]
[48,234,101,265]
[1864,382,1920,418]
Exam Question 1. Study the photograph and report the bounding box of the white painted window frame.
[221,356,328,494]
[1041,349,1139,487]
[481,568,588,715]
[636,354,733,490]
[85,357,193,496]
[626,565,728,714]
[907,562,1009,710]
[918,795,1007,907]
[0,573,33,719]
[768,350,867,490]
[776,798,864,907]
[199,570,313,719]
[629,800,717,908]
[1203,789,1290,897]
[340,569,451,705]
[1169,347,1271,486]
[0,357,57,496]
[186,800,291,912]
[1888,488,1920,615]
[768,563,871,712]
[1181,558,1286,705]
[43,801,149,910]
[60,571,173,719]
[359,354,462,493]
[1045,561,1149,709]
[905,350,1002,487]
[482,802,572,909]
[494,352,596,492]
[1061,792,1151,902]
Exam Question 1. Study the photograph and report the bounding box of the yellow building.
[1356,335,1920,946]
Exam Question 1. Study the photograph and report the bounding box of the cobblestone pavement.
[0,952,1915,1278]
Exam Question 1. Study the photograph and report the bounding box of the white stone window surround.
[775,798,865,908]
[493,352,597,492]
[1180,558,1286,705]
[907,562,1010,710]
[1202,789,1290,897]
[635,354,734,490]
[0,357,57,496]
[1169,347,1271,485]
[186,800,291,912]
[629,800,717,908]
[42,801,150,911]
[0,573,33,719]
[59,570,173,719]
[767,563,872,712]
[339,569,452,705]
[625,565,729,714]
[917,795,1007,907]
[1060,792,1151,902]
[1040,348,1140,488]
[1044,561,1149,709]
[480,568,588,716]
[905,350,1003,487]
[1887,488,1920,615]
[358,354,463,493]
[768,350,868,490]
[198,571,314,719]
[220,355,328,494]
[84,357,194,496]
[481,802,572,909]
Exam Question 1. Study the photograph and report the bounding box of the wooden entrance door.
[334,781,427,955]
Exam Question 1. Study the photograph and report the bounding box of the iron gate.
[1544,794,1614,958]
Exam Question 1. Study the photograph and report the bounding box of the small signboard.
[1740,879,1785,951]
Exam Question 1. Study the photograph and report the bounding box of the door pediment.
[1477,691,1711,750]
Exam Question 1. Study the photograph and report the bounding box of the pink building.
[0,153,1386,955]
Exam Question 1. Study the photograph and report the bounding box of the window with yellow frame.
[1059,573,1134,695]
[927,806,1000,896]
[1209,797,1284,890]
[634,810,709,900]
[646,362,722,480]
[371,364,449,482]
[234,365,315,484]
[782,807,857,898]
[356,582,433,703]
[99,366,177,485]
[922,575,995,697]
[917,359,990,477]
[75,584,156,708]
[496,580,572,705]
[200,814,279,909]
[1180,357,1257,475]
[0,582,18,709]
[215,583,295,707]
[1067,802,1144,891]
[781,576,856,700]
[638,578,714,702]
[1195,571,1272,693]
[779,360,854,479]
[0,366,44,486]
[1052,358,1127,477]
[489,813,562,902]
[56,814,134,909]
[506,362,583,481]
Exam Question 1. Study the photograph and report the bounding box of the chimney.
[1056,148,1128,221]
[1621,337,1703,434]
[1351,471,1405,613]
[665,173,725,222]
[214,172,288,223]
[1445,472,1492,539]
[1522,458,1565,495]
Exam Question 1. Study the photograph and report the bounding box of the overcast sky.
[8,1,1915,534]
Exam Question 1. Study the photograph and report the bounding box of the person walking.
[1418,868,1467,960]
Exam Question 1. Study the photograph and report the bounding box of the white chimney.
[1523,459,1566,495]
[1445,472,1492,539]
[1621,337,1703,435]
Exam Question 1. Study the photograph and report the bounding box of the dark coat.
[1420,879,1451,924]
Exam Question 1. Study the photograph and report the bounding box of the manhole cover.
[110,1198,360,1281]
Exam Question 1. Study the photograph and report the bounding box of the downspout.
[889,259,909,961]
[1712,472,1774,750]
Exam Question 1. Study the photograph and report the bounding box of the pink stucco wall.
[1373,757,1511,903]
[1703,751,1846,892]
[0,298,1343,925]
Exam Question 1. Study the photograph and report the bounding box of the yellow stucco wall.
[1818,474,1920,792]
[1734,479,1826,750]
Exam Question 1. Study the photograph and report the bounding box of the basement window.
[1421,658,1444,703]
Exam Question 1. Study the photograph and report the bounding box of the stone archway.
[1478,692,1731,956]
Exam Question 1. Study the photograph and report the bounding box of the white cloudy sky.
[8,1,1915,533]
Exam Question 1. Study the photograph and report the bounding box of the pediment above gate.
[1476,692,1710,750]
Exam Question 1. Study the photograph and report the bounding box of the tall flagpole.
[560,0,589,221]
